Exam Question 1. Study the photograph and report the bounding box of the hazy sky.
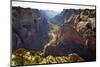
[12,1,95,12]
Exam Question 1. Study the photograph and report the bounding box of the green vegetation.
[12,48,84,66]
[49,19,57,25]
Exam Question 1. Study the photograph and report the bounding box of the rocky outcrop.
[43,9,96,61]
[75,9,96,60]
[12,7,49,51]
[12,48,84,66]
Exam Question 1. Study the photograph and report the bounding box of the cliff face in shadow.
[12,7,49,51]
[43,9,96,61]
[12,7,96,63]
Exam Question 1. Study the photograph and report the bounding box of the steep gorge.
[12,7,96,66]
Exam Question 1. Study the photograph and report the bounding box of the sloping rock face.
[53,9,81,25]
[12,7,49,51]
[43,21,87,59]
[43,9,96,61]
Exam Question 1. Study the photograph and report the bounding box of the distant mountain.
[40,10,60,20]
[51,9,81,25]
[51,14,64,25]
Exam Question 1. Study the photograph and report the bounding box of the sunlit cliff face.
[76,10,96,33]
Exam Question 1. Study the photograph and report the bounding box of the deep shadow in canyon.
[12,7,96,65]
